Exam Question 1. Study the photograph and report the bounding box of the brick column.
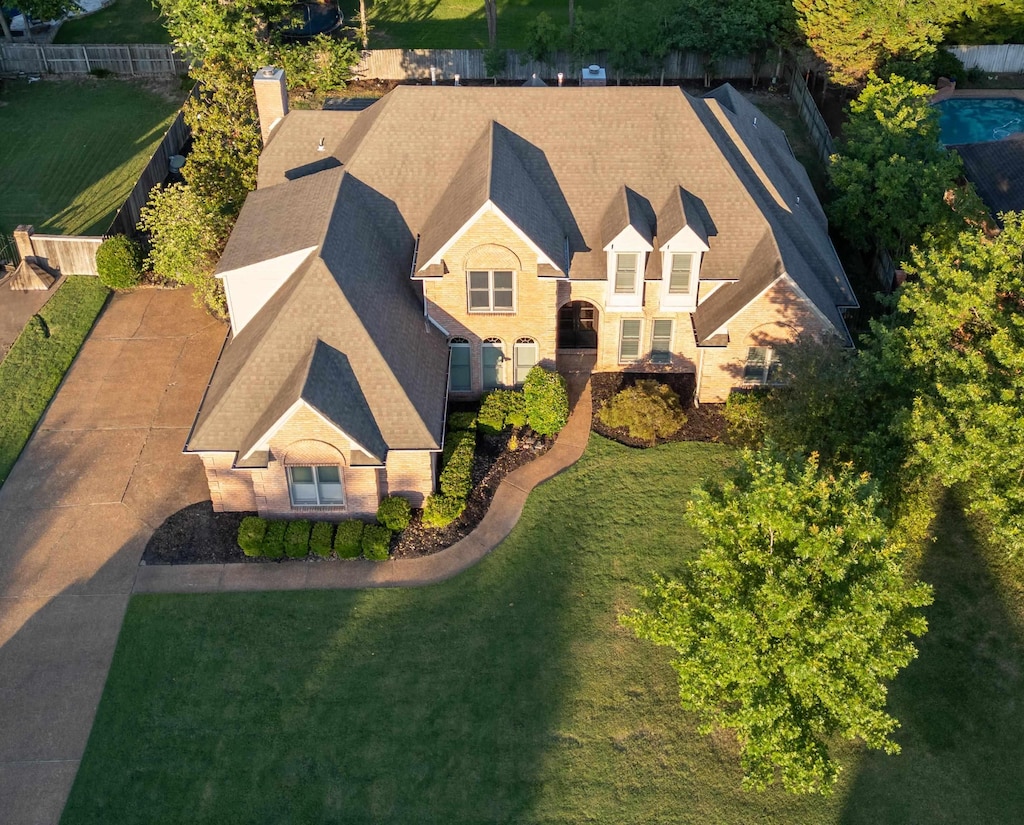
[13,225,35,260]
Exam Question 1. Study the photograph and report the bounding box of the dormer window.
[660,250,700,310]
[669,254,694,295]
[607,250,645,310]
[614,253,638,293]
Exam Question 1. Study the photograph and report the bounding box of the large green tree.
[622,450,932,794]
[829,74,965,257]
[894,214,1024,553]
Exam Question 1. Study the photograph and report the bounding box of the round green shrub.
[309,521,334,557]
[237,516,268,557]
[284,519,311,558]
[422,493,465,528]
[524,366,569,436]
[334,520,364,559]
[377,495,412,532]
[361,524,392,561]
[597,380,687,445]
[96,235,144,290]
[262,520,287,558]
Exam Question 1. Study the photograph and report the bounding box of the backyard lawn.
[54,0,171,44]
[59,436,1024,823]
[0,76,182,238]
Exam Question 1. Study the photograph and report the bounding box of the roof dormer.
[657,186,714,310]
[601,186,655,310]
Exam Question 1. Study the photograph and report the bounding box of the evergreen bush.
[422,493,465,528]
[334,520,364,558]
[95,235,144,290]
[377,496,412,532]
[523,366,569,435]
[237,516,267,557]
[439,428,475,500]
[262,520,287,558]
[309,521,334,557]
[284,519,311,558]
[361,524,392,560]
[447,411,478,432]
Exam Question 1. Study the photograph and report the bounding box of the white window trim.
[481,338,507,390]
[467,269,517,314]
[513,337,538,386]
[287,465,345,508]
[618,318,643,364]
[651,319,674,364]
[660,251,699,311]
[606,250,644,311]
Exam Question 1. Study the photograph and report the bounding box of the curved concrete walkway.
[133,374,593,595]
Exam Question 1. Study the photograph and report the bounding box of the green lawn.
[364,0,612,49]
[0,277,109,486]
[54,0,171,44]
[59,436,1024,823]
[0,76,182,238]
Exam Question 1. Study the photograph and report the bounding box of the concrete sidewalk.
[133,375,593,595]
[0,289,226,825]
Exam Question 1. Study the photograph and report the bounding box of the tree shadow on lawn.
[840,492,1024,824]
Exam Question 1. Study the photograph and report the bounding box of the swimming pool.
[937,97,1024,145]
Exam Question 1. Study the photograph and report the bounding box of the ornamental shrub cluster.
[423,413,478,529]
[598,380,687,445]
[284,520,311,558]
[361,524,392,560]
[478,389,527,434]
[334,520,364,558]
[523,366,569,436]
[95,235,144,290]
[377,496,412,532]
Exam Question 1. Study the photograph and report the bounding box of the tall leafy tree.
[622,449,932,794]
[829,74,964,258]
[894,214,1024,553]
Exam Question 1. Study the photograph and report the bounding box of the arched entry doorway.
[557,301,598,350]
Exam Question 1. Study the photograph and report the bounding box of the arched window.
[449,337,471,392]
[482,337,505,390]
[513,337,538,385]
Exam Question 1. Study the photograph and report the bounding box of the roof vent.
[581,64,606,86]
[317,137,325,152]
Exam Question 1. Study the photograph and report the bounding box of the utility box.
[581,64,607,86]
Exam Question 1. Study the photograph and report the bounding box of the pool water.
[937,97,1024,145]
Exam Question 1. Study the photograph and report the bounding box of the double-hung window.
[651,319,673,364]
[614,253,638,294]
[449,338,471,392]
[743,347,784,384]
[619,319,642,363]
[288,466,344,507]
[468,270,515,312]
[669,253,693,296]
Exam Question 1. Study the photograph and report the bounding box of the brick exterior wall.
[197,403,435,519]
[696,277,831,402]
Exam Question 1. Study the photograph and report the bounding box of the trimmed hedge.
[423,493,465,528]
[95,235,143,290]
[262,520,287,558]
[284,520,311,558]
[524,366,569,435]
[447,411,478,432]
[439,428,475,500]
[310,521,334,557]
[478,389,526,434]
[361,524,392,560]
[377,496,412,532]
[237,516,267,557]
[334,520,364,559]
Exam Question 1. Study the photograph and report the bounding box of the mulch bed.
[590,372,727,447]
[142,430,551,566]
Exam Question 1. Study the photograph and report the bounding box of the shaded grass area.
[54,0,171,44]
[0,277,109,486]
[0,76,182,237]
[366,0,612,49]
[746,90,830,199]
[60,438,1024,823]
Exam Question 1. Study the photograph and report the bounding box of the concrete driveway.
[0,288,226,825]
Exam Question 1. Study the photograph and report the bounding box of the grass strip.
[0,276,109,485]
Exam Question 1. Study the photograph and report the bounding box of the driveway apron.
[0,289,226,825]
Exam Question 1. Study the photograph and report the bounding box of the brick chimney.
[254,66,289,145]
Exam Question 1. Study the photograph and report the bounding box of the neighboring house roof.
[956,134,1024,222]
[188,172,450,459]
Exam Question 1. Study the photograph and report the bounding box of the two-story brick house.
[185,70,856,519]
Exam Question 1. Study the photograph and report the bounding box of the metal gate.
[0,234,21,278]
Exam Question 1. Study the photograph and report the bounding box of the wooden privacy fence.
[788,66,834,167]
[0,43,187,75]
[354,48,775,82]
[27,234,103,276]
[946,44,1024,74]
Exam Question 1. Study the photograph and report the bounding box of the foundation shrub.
[262,520,287,558]
[439,429,475,500]
[237,516,267,557]
[447,411,478,432]
[309,521,334,557]
[334,520,364,559]
[284,519,311,558]
[524,366,569,435]
[597,380,687,445]
[478,389,526,434]
[723,389,770,449]
[377,496,412,532]
[422,493,466,528]
[361,524,392,560]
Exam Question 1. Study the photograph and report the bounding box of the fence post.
[37,44,47,73]
[81,45,90,73]
[13,225,36,260]
[126,44,134,75]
